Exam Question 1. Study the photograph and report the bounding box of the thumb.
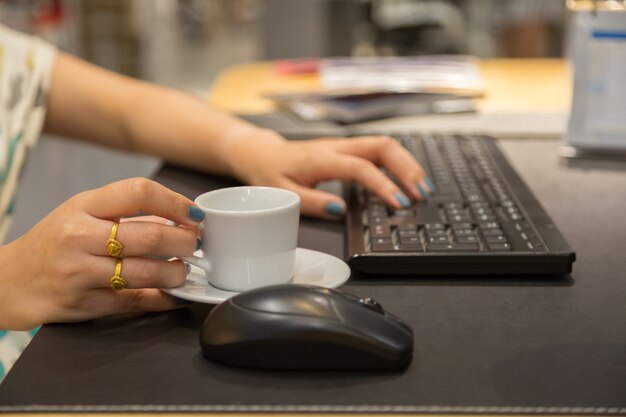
[284,181,347,220]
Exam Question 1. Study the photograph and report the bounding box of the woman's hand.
[226,130,433,219]
[44,53,431,219]
[0,178,202,330]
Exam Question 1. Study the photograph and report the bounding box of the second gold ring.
[109,258,127,291]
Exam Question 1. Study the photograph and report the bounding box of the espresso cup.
[183,186,300,292]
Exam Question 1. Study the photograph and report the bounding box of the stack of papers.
[267,56,484,124]
[319,55,485,96]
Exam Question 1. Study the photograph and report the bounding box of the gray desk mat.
[1,140,626,414]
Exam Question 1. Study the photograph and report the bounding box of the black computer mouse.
[199,284,413,370]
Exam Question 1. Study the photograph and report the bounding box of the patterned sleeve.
[0,23,56,384]
[0,23,56,242]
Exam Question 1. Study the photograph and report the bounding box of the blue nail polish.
[188,206,205,222]
[417,184,429,199]
[425,178,437,193]
[325,201,345,217]
[196,239,202,251]
[395,192,411,208]
[173,296,194,305]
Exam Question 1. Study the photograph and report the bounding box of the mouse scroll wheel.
[359,297,385,314]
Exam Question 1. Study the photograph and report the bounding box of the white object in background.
[566,2,626,151]
[320,56,485,96]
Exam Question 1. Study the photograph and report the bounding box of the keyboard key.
[449,214,472,222]
[425,229,447,238]
[454,229,475,237]
[486,235,507,243]
[472,207,492,216]
[397,243,423,251]
[372,237,392,245]
[482,229,504,237]
[393,209,416,217]
[368,206,387,216]
[424,223,445,230]
[457,236,478,243]
[391,217,419,226]
[488,243,511,251]
[475,213,496,222]
[427,243,479,251]
[369,215,389,225]
[371,242,395,252]
[371,224,391,237]
[400,236,420,244]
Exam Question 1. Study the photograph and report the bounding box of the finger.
[329,136,432,200]
[91,218,198,257]
[75,178,204,226]
[278,179,347,219]
[120,215,200,236]
[120,215,170,224]
[91,256,188,290]
[308,153,410,209]
[83,288,182,319]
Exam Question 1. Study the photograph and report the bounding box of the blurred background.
[0,0,568,241]
[0,0,567,94]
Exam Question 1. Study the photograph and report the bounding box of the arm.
[44,52,431,218]
[44,52,254,177]
[2,51,432,329]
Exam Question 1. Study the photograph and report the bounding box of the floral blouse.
[0,23,56,383]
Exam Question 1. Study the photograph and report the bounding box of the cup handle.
[182,255,211,274]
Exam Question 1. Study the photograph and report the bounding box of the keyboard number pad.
[425,223,479,251]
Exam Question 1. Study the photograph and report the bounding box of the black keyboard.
[345,134,575,275]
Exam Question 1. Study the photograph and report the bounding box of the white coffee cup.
[183,186,300,292]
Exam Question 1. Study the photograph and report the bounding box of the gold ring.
[106,222,124,257]
[109,258,128,291]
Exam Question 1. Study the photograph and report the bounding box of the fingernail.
[325,201,345,217]
[173,296,194,305]
[395,192,411,208]
[425,177,437,193]
[416,184,429,200]
[188,206,205,222]
[196,239,202,251]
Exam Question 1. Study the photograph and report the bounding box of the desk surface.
[2,60,626,415]
[1,139,626,414]
[209,59,572,139]
[208,59,571,115]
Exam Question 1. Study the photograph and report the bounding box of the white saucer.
[163,248,351,304]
